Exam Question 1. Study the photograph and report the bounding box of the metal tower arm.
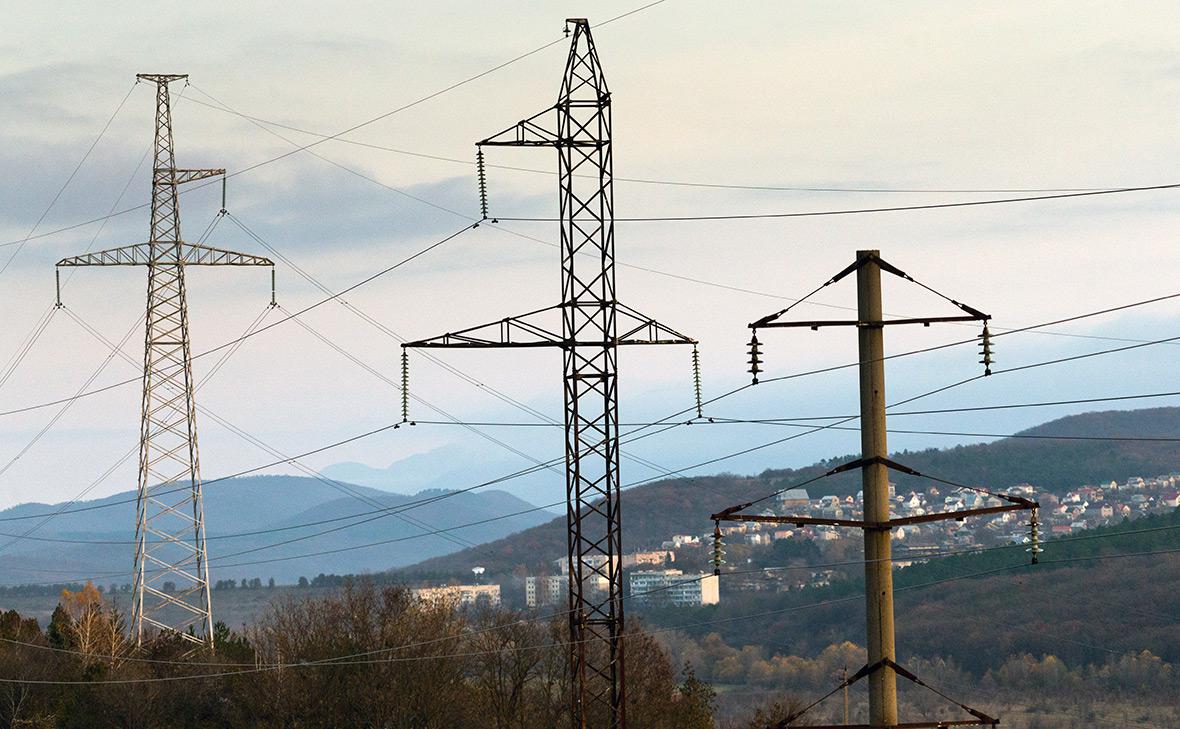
[57,242,274,267]
[164,168,225,185]
[479,107,564,147]
[404,301,696,349]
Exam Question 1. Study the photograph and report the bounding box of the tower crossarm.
[478,106,564,147]
[404,301,695,349]
[165,168,225,186]
[57,242,274,267]
[711,455,1037,526]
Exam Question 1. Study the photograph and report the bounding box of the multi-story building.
[524,574,566,608]
[621,550,674,569]
[412,584,501,608]
[629,569,720,607]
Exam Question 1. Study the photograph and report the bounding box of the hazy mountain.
[322,443,561,503]
[0,474,549,586]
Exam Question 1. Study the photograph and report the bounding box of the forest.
[0,581,727,728]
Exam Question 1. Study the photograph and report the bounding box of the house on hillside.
[776,488,811,510]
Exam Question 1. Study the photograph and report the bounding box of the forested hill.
[401,406,1180,577]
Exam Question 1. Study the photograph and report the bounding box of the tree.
[55,582,126,668]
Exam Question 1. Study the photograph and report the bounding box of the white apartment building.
[412,584,501,608]
[628,569,720,607]
[525,574,567,608]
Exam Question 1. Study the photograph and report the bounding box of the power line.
[0,82,137,273]
[0,0,669,253]
[181,95,1124,196]
[4,541,1177,684]
[493,183,1180,222]
[0,222,474,419]
[3,300,1177,543]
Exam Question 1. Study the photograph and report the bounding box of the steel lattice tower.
[57,74,274,647]
[405,19,695,728]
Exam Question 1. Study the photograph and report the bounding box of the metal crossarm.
[749,251,990,331]
[58,73,274,648]
[770,658,998,729]
[404,302,696,349]
[58,242,273,268]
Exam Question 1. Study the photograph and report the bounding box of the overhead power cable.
[0,0,669,252]
[12,519,1180,667]
[3,542,1177,683]
[492,183,1180,222]
[0,222,474,419]
[188,79,1180,364]
[3,294,1179,548]
[4,281,1179,560]
[63,307,483,555]
[181,95,1121,196]
[0,82,137,273]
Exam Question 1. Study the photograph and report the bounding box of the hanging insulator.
[400,349,410,424]
[476,148,489,220]
[747,333,763,385]
[712,522,726,576]
[978,323,994,376]
[691,344,703,419]
[1026,507,1043,565]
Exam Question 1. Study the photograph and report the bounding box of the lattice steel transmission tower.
[405,19,695,729]
[57,74,274,647]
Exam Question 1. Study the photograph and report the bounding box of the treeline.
[0,581,727,728]
[659,632,1179,702]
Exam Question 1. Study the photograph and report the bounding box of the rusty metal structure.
[57,74,273,647]
[712,250,1037,728]
[404,19,695,728]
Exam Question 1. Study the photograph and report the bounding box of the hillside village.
[420,471,1180,610]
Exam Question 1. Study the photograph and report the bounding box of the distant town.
[410,471,1180,610]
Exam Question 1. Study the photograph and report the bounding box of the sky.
[1,0,1179,512]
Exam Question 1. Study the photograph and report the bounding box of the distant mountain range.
[0,475,550,586]
[321,443,560,500]
[400,406,1180,577]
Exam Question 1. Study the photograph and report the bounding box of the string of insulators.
[691,344,703,419]
[979,323,994,376]
[1027,507,1043,565]
[712,522,726,576]
[476,149,489,220]
[400,349,410,424]
[747,333,763,385]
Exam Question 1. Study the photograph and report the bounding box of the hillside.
[401,406,1180,577]
[641,507,1180,674]
[0,474,549,586]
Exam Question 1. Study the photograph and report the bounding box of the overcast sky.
[1,0,1179,510]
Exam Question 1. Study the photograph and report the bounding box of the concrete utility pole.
[856,250,898,725]
[712,248,1037,727]
[842,665,850,725]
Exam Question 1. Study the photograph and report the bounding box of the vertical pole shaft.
[857,249,898,726]
[843,665,850,725]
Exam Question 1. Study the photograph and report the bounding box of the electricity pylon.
[57,74,274,647]
[405,19,695,729]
